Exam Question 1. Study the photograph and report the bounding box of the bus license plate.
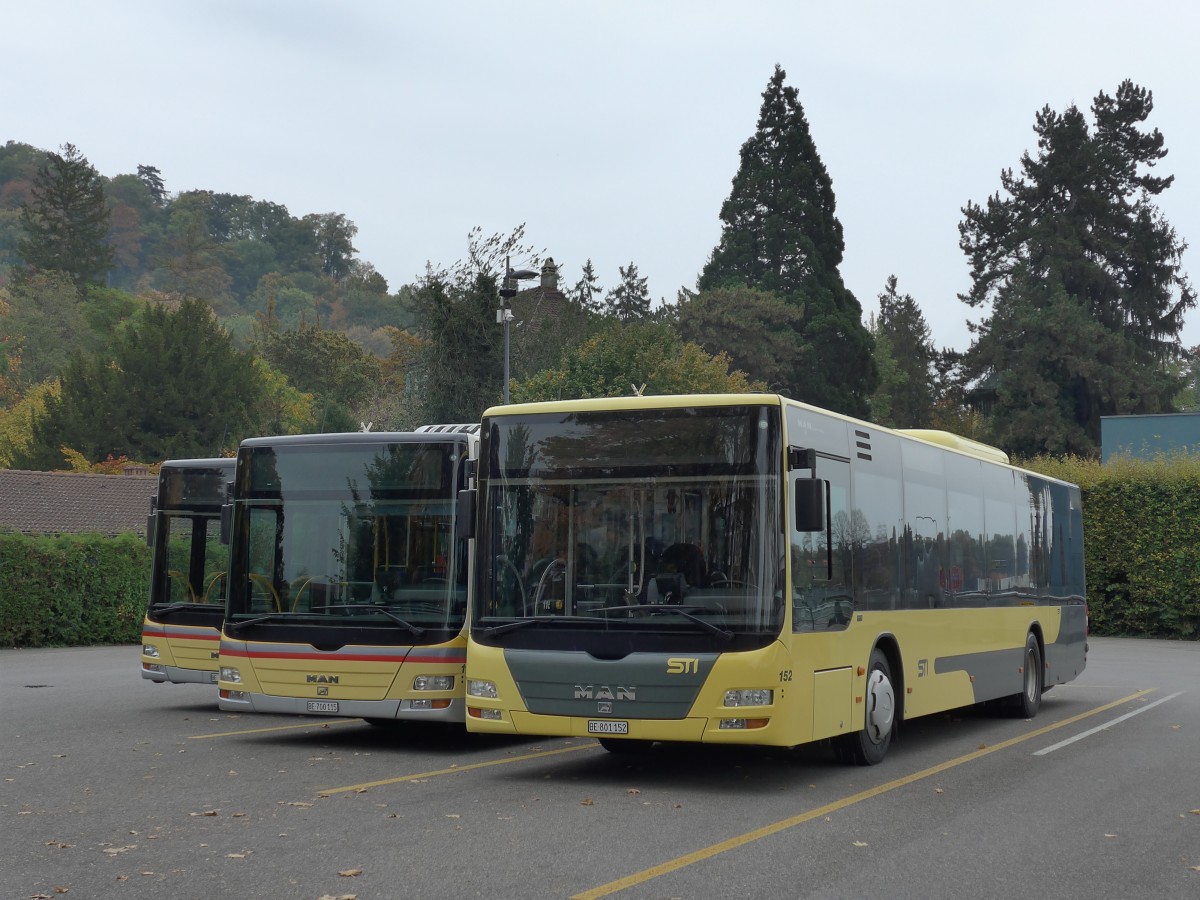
[307,700,339,713]
[587,720,629,735]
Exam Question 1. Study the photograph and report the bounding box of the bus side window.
[793,461,851,632]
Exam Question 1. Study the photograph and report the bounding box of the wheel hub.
[865,668,895,742]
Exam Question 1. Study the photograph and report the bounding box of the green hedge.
[1029,454,1200,639]
[3,455,1199,645]
[0,531,150,647]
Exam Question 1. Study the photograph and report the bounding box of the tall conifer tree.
[17,143,114,293]
[959,81,1195,455]
[870,275,937,427]
[18,299,262,467]
[604,262,651,322]
[699,66,875,416]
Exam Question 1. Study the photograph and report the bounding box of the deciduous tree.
[254,321,382,430]
[511,320,762,402]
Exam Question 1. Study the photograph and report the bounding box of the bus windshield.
[226,440,468,633]
[476,404,784,638]
[147,459,234,615]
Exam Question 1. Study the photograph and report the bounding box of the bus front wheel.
[836,648,895,766]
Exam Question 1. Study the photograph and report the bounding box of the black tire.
[835,647,896,766]
[1006,632,1043,719]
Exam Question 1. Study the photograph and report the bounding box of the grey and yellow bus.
[463,394,1087,763]
[141,457,236,685]
[217,426,478,725]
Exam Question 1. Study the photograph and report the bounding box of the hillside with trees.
[1,70,1195,470]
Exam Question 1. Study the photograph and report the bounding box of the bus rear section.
[217,427,477,725]
[141,458,235,685]
[464,395,1087,763]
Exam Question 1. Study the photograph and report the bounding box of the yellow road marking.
[573,690,1153,900]
[318,742,601,795]
[190,718,363,739]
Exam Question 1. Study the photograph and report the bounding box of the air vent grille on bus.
[854,429,873,461]
[416,423,481,435]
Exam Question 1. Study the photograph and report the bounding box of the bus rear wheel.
[1005,633,1043,719]
[836,648,895,766]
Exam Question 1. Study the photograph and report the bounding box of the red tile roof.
[0,469,158,536]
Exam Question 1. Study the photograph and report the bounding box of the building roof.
[0,469,158,536]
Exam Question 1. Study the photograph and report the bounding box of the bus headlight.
[143,644,160,659]
[467,679,497,699]
[413,675,455,691]
[724,689,773,707]
[220,666,242,684]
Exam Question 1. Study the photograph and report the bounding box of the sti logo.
[667,657,698,675]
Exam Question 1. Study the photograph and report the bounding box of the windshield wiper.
[646,606,735,641]
[595,604,734,641]
[227,606,426,637]
[483,615,597,637]
[152,603,222,619]
[225,613,293,632]
[324,604,425,637]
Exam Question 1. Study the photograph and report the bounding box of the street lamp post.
[497,256,538,404]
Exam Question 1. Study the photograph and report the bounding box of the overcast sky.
[9,1,1200,352]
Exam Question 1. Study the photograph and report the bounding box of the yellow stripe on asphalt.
[574,690,1153,900]
[190,718,364,739]
[317,742,602,795]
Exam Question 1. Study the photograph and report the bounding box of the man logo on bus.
[667,657,699,675]
[574,684,636,701]
[306,674,339,684]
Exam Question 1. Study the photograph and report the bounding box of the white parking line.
[1033,691,1184,756]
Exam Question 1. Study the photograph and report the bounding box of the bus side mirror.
[795,479,826,532]
[220,503,232,545]
[456,488,476,540]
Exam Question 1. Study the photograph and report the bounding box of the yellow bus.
[217,427,478,726]
[141,457,236,685]
[464,394,1088,763]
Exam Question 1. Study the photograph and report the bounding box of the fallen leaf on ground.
[338,868,363,877]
